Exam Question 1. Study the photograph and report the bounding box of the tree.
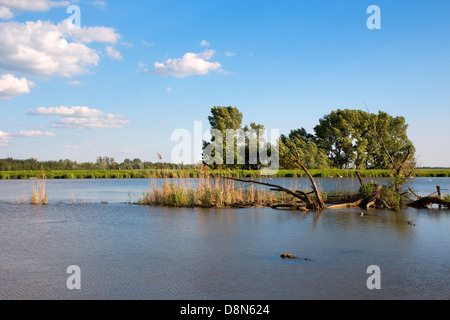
[243,122,266,169]
[279,128,330,169]
[313,109,415,170]
[203,106,245,168]
[133,158,144,170]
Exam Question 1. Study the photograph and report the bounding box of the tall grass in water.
[30,169,47,205]
[138,177,293,208]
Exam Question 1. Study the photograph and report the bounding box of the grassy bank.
[0,168,449,180]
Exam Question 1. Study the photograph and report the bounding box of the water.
[0,178,449,300]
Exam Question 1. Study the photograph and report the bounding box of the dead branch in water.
[355,171,365,186]
[222,177,313,208]
[286,140,326,209]
[407,197,450,208]
[407,185,450,209]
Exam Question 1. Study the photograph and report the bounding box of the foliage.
[380,186,402,210]
[279,129,330,169]
[358,181,402,209]
[359,181,378,198]
[202,106,269,169]
[313,109,415,170]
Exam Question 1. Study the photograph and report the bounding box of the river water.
[0,178,448,300]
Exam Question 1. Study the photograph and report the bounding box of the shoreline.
[0,168,449,180]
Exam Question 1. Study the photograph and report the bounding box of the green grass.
[0,168,449,180]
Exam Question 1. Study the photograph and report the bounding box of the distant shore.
[0,168,449,180]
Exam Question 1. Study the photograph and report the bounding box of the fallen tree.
[407,186,450,208]
[224,171,393,211]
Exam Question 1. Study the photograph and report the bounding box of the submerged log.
[271,204,308,211]
[328,185,390,210]
[326,198,364,209]
[280,253,311,261]
[407,197,450,208]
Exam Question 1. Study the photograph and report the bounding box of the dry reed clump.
[30,169,47,205]
[137,178,294,208]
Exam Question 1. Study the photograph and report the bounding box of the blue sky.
[0,0,449,166]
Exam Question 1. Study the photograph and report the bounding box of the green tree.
[203,106,243,168]
[279,128,330,169]
[313,109,415,169]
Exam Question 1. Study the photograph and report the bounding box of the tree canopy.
[203,107,416,171]
[313,109,415,169]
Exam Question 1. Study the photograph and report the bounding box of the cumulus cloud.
[225,51,236,57]
[29,106,131,129]
[0,74,35,100]
[0,131,10,146]
[151,49,222,77]
[61,145,79,149]
[200,40,210,47]
[0,6,13,19]
[106,46,123,60]
[0,20,121,77]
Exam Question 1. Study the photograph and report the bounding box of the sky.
[0,0,449,167]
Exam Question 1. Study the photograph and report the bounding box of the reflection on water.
[0,179,449,300]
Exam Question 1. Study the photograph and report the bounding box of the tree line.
[202,106,416,171]
[0,157,197,172]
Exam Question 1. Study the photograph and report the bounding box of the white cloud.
[0,131,10,146]
[0,20,121,77]
[151,49,222,77]
[0,6,13,19]
[200,40,210,47]
[29,106,131,129]
[61,145,79,149]
[225,51,236,57]
[106,46,123,60]
[62,22,121,44]
[0,0,70,12]
[67,80,86,86]
[0,74,35,100]
[166,86,173,92]
[13,130,56,137]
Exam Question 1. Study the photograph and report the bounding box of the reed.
[137,177,293,208]
[30,169,47,205]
